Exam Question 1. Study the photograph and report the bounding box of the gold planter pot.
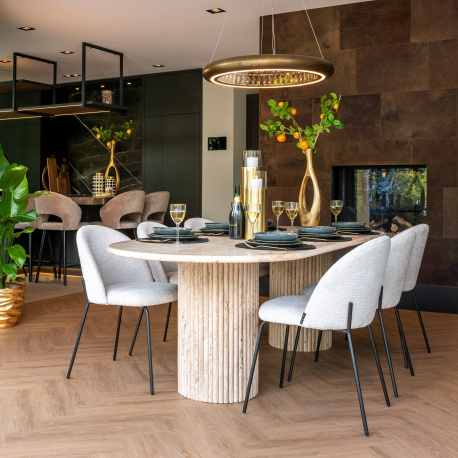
[299,148,321,227]
[0,282,26,329]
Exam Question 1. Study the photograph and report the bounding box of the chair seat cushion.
[166,271,178,285]
[41,221,88,230]
[105,281,177,306]
[259,295,309,326]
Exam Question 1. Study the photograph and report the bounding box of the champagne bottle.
[229,185,244,239]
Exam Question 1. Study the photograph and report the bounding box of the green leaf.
[268,99,276,107]
[320,95,327,102]
[6,245,26,267]
[334,120,341,125]
[13,276,25,282]
[260,124,269,131]
[2,263,17,279]
[17,226,35,234]
[0,144,11,180]
[0,166,27,192]
[275,121,281,126]
[330,92,337,99]
[13,190,50,205]
[290,126,296,135]
[285,114,290,120]
[337,122,344,129]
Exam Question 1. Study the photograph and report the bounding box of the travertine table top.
[107,232,382,264]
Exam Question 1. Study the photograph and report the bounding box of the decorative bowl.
[154,227,192,235]
[254,232,298,242]
[298,226,336,234]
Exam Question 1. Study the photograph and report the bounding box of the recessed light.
[61,51,75,55]
[153,64,165,68]
[18,26,35,31]
[100,84,105,88]
[72,74,79,77]
[0,60,11,64]
[75,87,80,91]
[127,82,132,85]
[206,8,226,14]
[63,74,80,78]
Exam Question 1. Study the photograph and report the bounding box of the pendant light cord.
[271,0,276,55]
[301,0,324,58]
[210,13,229,63]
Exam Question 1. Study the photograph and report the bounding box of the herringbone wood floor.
[1,290,458,457]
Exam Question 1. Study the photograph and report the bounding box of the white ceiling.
[0,0,367,84]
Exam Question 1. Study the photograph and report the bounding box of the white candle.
[246,157,258,167]
[251,178,263,190]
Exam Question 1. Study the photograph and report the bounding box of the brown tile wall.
[260,0,458,286]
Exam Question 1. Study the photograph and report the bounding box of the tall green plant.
[0,144,49,289]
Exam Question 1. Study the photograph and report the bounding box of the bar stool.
[34,193,86,286]
[141,191,170,224]
[93,190,145,239]
[14,199,38,282]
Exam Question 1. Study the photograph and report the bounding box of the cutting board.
[47,157,59,192]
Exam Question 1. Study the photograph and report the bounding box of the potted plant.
[0,143,49,328]
[260,93,344,226]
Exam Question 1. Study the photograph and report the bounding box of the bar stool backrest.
[402,224,429,292]
[34,192,82,230]
[77,225,154,305]
[381,229,416,309]
[100,190,145,229]
[303,236,391,331]
[141,191,170,223]
[184,218,213,231]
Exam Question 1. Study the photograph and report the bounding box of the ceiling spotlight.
[0,60,11,64]
[63,74,80,78]
[75,87,80,91]
[18,26,35,31]
[72,74,79,77]
[127,82,132,85]
[153,64,165,68]
[206,8,226,14]
[61,51,75,55]
[100,84,105,88]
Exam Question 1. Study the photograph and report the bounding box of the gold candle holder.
[241,167,268,240]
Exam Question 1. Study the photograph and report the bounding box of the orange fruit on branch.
[290,108,297,115]
[299,140,309,150]
[277,134,286,143]
[96,133,101,139]
[278,102,284,107]
[127,129,131,134]
[294,132,300,139]
[106,141,111,147]
[333,103,339,110]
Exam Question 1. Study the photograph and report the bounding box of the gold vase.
[105,144,120,194]
[299,148,321,227]
[0,282,26,329]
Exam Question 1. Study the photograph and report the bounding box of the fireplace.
[332,165,427,233]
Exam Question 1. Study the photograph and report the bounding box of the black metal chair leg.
[378,308,398,398]
[129,307,144,356]
[347,331,369,436]
[394,307,414,376]
[132,228,137,239]
[368,324,390,407]
[287,326,301,382]
[63,231,67,286]
[395,308,409,369]
[113,306,123,361]
[46,231,57,279]
[35,230,46,283]
[412,289,431,353]
[67,302,90,378]
[163,302,173,342]
[28,232,33,282]
[279,325,290,388]
[243,321,266,413]
[144,307,154,395]
[315,330,323,363]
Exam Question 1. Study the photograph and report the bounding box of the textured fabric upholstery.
[76,225,178,305]
[35,193,82,230]
[106,281,177,306]
[402,224,429,292]
[137,222,178,281]
[184,218,213,231]
[97,190,145,230]
[166,271,178,284]
[15,199,38,230]
[41,221,88,230]
[259,236,391,331]
[300,283,317,299]
[381,229,416,309]
[141,191,170,223]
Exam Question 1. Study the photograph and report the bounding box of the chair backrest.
[381,229,416,309]
[34,192,82,230]
[141,191,170,223]
[402,224,429,292]
[137,221,170,283]
[100,190,145,229]
[303,236,391,331]
[76,225,154,305]
[184,217,213,231]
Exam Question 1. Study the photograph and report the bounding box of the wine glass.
[285,202,299,232]
[245,204,261,239]
[330,200,343,223]
[272,200,285,231]
[170,204,186,245]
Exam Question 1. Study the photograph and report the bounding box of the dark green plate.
[254,232,297,242]
[247,239,305,247]
[148,233,197,240]
[299,232,342,239]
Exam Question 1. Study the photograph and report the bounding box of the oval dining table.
[107,233,379,404]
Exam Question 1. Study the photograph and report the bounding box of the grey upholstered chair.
[184,217,213,231]
[402,224,430,353]
[93,190,145,238]
[15,198,38,282]
[34,192,87,286]
[67,226,178,395]
[243,236,391,437]
[141,191,170,223]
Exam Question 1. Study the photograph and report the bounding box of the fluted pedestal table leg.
[269,253,333,352]
[178,262,259,403]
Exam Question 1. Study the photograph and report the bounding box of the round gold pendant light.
[202,54,334,88]
[203,1,334,89]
